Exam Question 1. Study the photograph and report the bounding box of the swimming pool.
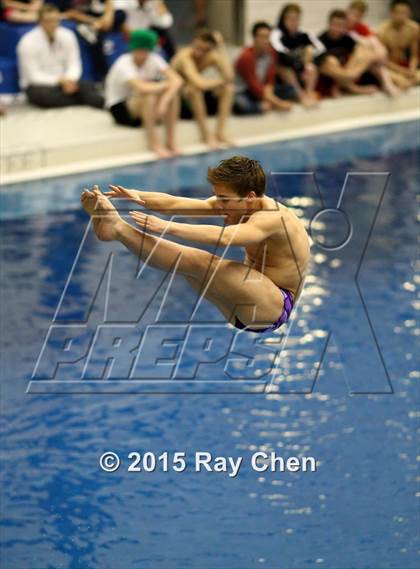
[0,121,418,568]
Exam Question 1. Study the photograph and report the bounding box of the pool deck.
[1,87,419,185]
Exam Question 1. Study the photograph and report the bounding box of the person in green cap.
[105,28,183,158]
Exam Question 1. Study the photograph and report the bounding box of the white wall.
[243,0,389,41]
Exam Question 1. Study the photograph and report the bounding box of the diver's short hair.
[207,156,266,197]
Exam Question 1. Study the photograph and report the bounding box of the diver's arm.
[105,185,218,214]
[129,210,279,246]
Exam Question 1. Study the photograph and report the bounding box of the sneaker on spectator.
[77,24,98,44]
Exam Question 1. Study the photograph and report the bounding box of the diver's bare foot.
[81,185,102,236]
[80,186,122,241]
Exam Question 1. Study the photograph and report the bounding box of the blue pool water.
[0,121,419,568]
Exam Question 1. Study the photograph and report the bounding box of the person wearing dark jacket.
[316,9,380,97]
[270,3,323,106]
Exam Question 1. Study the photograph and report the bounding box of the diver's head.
[207,156,266,224]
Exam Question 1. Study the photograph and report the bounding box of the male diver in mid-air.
[81,156,310,332]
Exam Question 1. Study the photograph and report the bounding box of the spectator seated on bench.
[117,0,176,60]
[60,0,126,77]
[17,3,104,107]
[234,21,292,115]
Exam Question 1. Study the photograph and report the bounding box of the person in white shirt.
[119,0,173,30]
[17,4,103,108]
[105,28,183,158]
[62,0,126,77]
[119,0,176,60]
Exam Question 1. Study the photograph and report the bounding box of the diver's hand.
[104,185,146,206]
[129,211,169,234]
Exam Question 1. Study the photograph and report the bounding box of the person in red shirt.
[234,21,292,115]
[347,0,372,37]
[346,0,401,96]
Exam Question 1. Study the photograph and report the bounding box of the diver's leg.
[81,189,285,328]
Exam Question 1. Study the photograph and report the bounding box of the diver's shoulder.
[261,197,286,211]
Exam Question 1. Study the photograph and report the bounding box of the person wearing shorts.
[376,0,420,89]
[81,156,310,333]
[346,1,401,97]
[105,28,182,158]
[171,29,234,150]
[315,9,380,97]
[270,3,324,107]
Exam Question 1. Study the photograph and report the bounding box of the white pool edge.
[2,107,419,187]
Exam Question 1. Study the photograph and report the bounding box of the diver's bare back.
[242,197,310,297]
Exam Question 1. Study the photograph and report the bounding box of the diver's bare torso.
[234,197,310,298]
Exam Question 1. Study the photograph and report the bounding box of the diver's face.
[212,184,253,224]
[391,4,410,26]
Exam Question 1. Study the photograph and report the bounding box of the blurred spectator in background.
[118,0,175,60]
[234,21,292,115]
[17,4,104,108]
[1,0,42,23]
[316,9,380,97]
[105,29,182,158]
[346,0,372,37]
[270,3,323,107]
[172,29,234,149]
[346,0,401,96]
[377,0,419,88]
[63,0,125,76]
